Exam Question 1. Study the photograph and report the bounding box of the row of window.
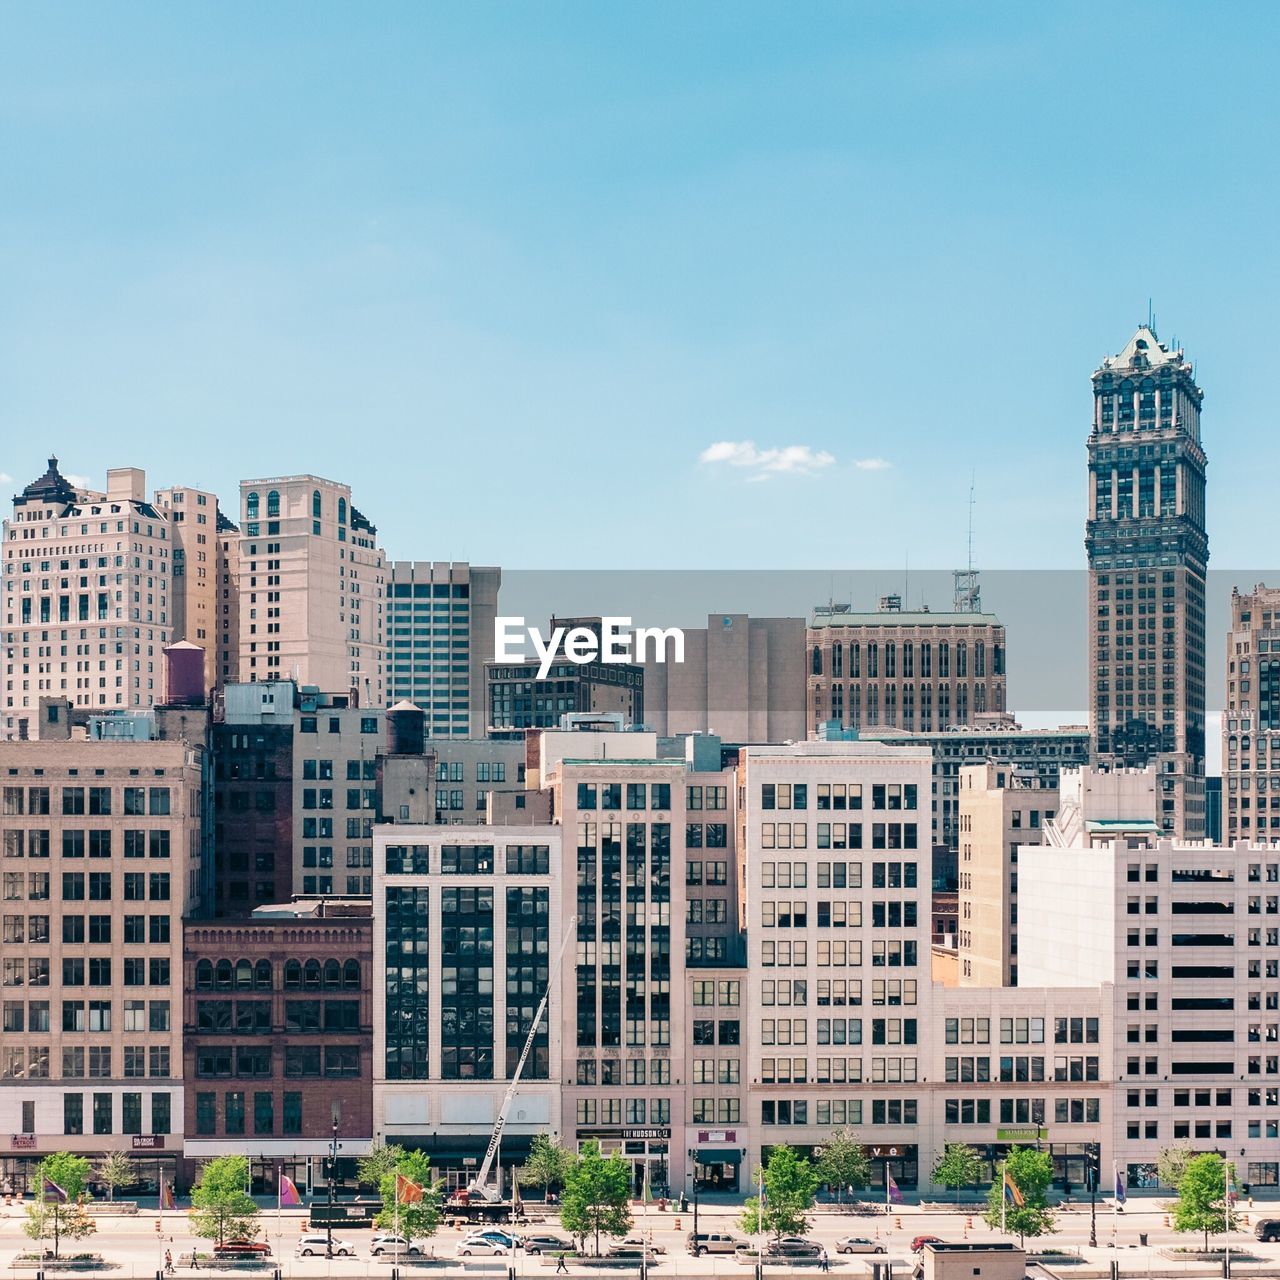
[62,1091,172,1136]
[193,958,361,991]
[1,785,171,816]
[3,1044,170,1079]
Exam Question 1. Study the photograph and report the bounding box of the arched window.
[303,959,322,989]
[245,491,259,520]
[812,646,823,676]
[323,959,342,989]
[255,959,273,990]
[195,959,214,989]
[337,497,347,526]
[284,959,302,990]
[266,490,280,518]
[312,490,322,521]
[235,959,253,990]
[343,959,360,989]
[215,959,233,990]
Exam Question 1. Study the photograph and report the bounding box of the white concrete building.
[1020,766,1280,1190]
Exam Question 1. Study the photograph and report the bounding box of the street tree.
[521,1133,573,1200]
[190,1156,259,1247]
[559,1141,631,1256]
[740,1144,819,1241]
[984,1147,1056,1244]
[815,1129,870,1204]
[94,1151,138,1203]
[1173,1153,1233,1251]
[372,1149,442,1240]
[1158,1144,1197,1191]
[358,1144,405,1192]
[23,1153,96,1259]
[933,1143,984,1199]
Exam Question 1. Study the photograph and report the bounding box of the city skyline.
[4,4,1280,568]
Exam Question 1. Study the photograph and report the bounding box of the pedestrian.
[555,1252,569,1274]
[820,1246,830,1272]
[164,1249,173,1274]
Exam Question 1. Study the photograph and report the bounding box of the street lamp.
[326,1119,339,1260]
[1086,1143,1099,1249]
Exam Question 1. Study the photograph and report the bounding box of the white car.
[296,1235,355,1257]
[836,1236,887,1254]
[369,1234,425,1257]
[455,1235,509,1257]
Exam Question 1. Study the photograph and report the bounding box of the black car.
[1255,1219,1280,1243]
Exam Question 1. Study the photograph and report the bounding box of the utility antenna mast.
[953,475,981,613]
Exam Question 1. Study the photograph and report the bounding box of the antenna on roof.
[1147,298,1153,330]
[954,474,981,613]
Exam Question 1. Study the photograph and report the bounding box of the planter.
[10,1255,110,1271]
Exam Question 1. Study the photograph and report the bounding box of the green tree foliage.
[1173,1153,1233,1251]
[559,1141,632,1256]
[933,1143,984,1197]
[983,1147,1056,1244]
[521,1133,573,1198]
[373,1149,442,1240]
[23,1153,96,1258]
[739,1144,819,1241]
[1158,1144,1197,1191]
[190,1156,259,1246]
[357,1143,405,1192]
[94,1151,138,1202]
[815,1129,870,1203]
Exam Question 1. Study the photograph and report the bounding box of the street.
[5,1200,1280,1278]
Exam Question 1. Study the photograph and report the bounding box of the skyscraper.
[237,476,385,705]
[1086,325,1208,837]
[2,461,173,739]
[1223,583,1280,841]
[386,561,500,735]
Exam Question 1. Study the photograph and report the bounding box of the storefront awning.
[696,1149,741,1165]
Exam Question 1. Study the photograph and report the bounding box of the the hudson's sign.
[496,616,685,680]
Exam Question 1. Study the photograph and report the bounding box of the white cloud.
[853,457,892,471]
[0,473,12,485]
[699,440,835,480]
[65,474,93,490]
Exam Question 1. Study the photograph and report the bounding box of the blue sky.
[1,2,1278,573]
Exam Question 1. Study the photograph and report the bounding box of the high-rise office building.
[386,562,500,736]
[1086,325,1208,837]
[806,597,1006,738]
[237,477,385,706]
[3,461,172,739]
[1224,584,1280,841]
[153,486,239,696]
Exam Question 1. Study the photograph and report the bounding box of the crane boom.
[470,916,576,1200]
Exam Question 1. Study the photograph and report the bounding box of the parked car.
[1255,1219,1280,1243]
[476,1228,523,1248]
[688,1231,744,1256]
[456,1236,509,1257]
[215,1241,272,1258]
[603,1246,647,1260]
[613,1235,666,1255]
[522,1235,570,1255]
[295,1235,353,1257]
[911,1235,944,1253]
[837,1236,887,1254]
[369,1234,424,1257]
[764,1237,822,1258]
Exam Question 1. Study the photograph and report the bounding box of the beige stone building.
[642,613,805,743]
[3,461,173,739]
[806,600,1006,737]
[237,476,385,706]
[0,706,207,1187]
[153,485,240,696]
[956,762,1060,988]
[1223,583,1280,842]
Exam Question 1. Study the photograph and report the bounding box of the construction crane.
[467,916,577,1202]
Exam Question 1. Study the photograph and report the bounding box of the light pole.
[326,1119,338,1260]
[1087,1143,1098,1249]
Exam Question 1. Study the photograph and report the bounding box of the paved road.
[4,1202,1280,1277]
